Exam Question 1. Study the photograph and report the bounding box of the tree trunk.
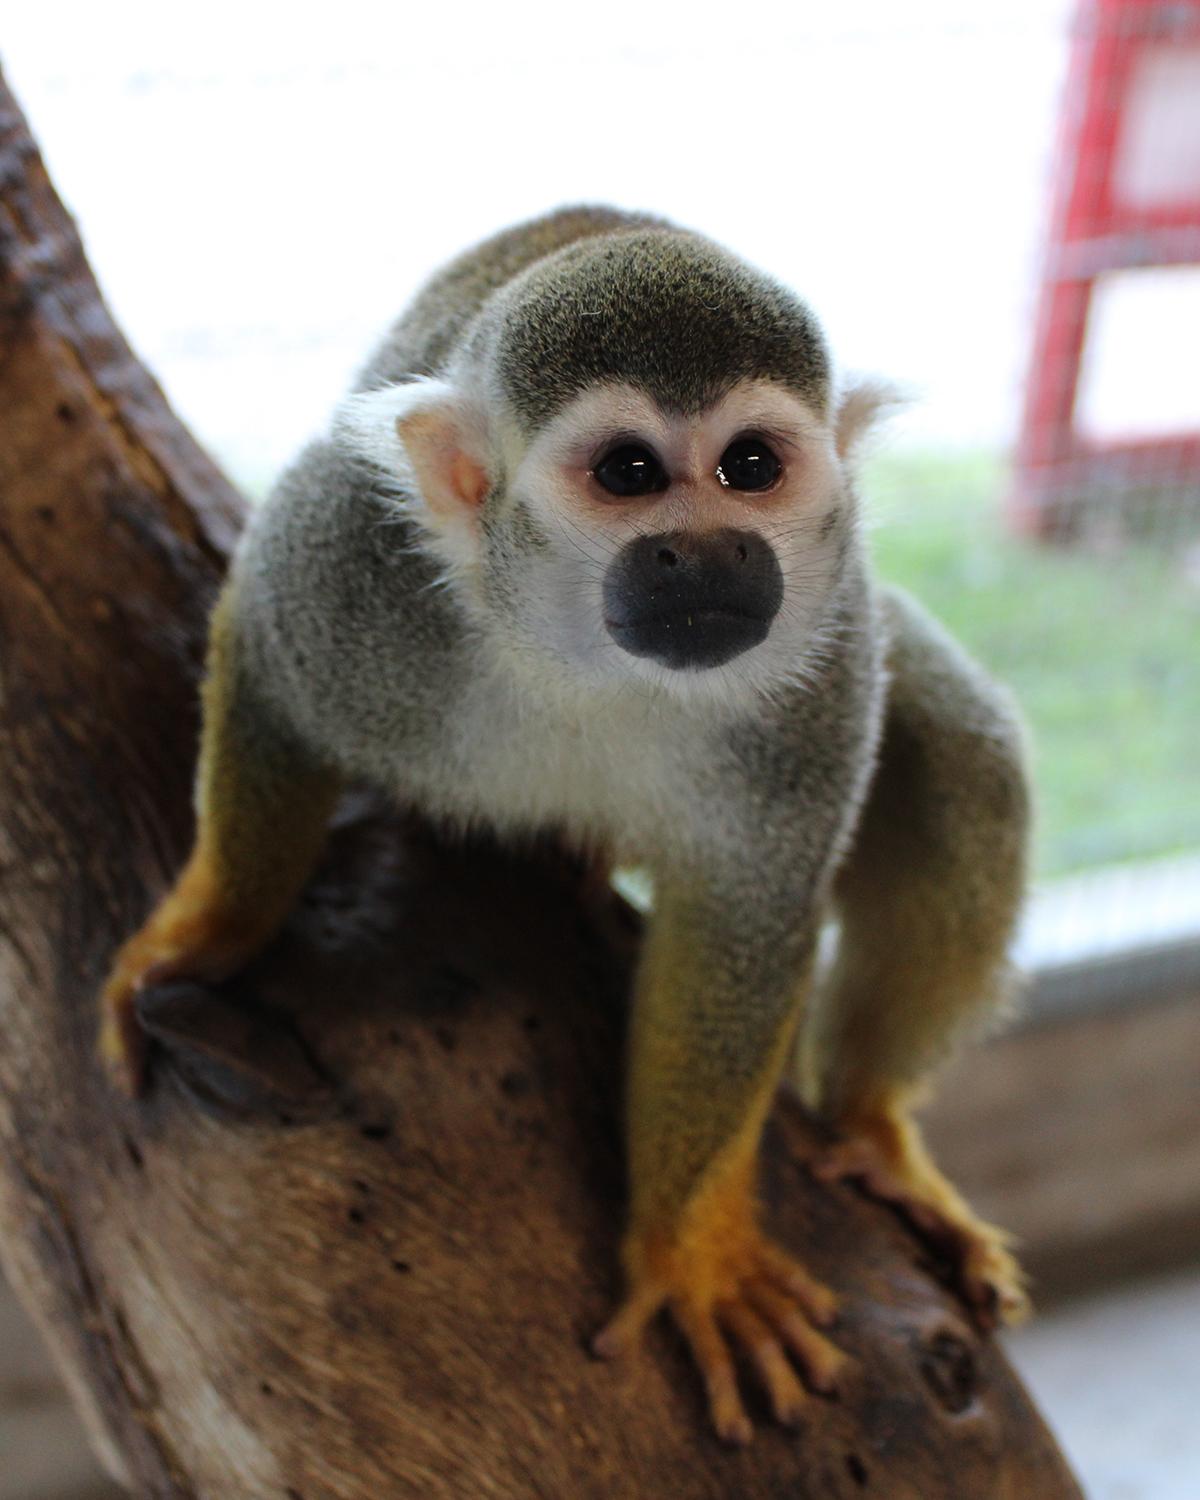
[0,67,1084,1500]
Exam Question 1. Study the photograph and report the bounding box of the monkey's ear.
[834,378,902,461]
[334,378,491,527]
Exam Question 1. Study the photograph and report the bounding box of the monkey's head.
[339,229,883,705]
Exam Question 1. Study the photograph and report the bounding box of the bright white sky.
[9,0,1189,489]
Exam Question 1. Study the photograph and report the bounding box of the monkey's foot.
[593,1196,845,1444]
[811,1107,1028,1329]
[99,895,264,1096]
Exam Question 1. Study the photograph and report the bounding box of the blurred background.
[1,1,1197,1495]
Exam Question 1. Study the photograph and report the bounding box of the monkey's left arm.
[594,851,845,1444]
[806,585,1032,1327]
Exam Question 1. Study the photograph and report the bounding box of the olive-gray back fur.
[355,206,830,429]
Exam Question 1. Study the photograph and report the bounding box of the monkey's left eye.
[593,444,670,498]
[716,438,782,493]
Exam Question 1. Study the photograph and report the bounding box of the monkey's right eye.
[593,444,669,498]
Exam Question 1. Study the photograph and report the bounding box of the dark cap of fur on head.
[486,230,832,430]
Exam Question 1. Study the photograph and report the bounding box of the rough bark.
[0,67,1084,1500]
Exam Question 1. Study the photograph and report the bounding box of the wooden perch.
[0,69,1084,1499]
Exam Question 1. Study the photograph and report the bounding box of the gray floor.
[1008,1267,1200,1500]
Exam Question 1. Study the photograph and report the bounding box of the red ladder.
[1012,0,1200,538]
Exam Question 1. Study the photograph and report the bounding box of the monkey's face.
[337,372,870,706]
[490,379,853,701]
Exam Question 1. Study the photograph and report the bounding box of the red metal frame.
[1011,0,1200,536]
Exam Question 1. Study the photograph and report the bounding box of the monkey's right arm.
[99,582,340,1093]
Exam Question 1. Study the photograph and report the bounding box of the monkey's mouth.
[604,605,774,671]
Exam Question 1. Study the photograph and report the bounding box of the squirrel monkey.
[101,206,1031,1444]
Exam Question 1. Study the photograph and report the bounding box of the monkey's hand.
[593,1167,845,1445]
[811,1097,1028,1330]
[99,856,270,1097]
[100,582,342,1096]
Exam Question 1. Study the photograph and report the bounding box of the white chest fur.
[399,661,707,857]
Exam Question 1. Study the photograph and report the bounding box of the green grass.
[865,449,1200,878]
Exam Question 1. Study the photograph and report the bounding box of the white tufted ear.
[834,378,902,461]
[334,379,491,558]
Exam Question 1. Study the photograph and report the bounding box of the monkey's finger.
[960,1240,1030,1330]
[809,1140,876,1184]
[848,1163,950,1235]
[753,1242,839,1327]
[591,1279,665,1360]
[743,1282,846,1396]
[716,1299,807,1427]
[141,943,246,988]
[674,1299,752,1446]
[98,989,148,1098]
[813,1145,946,1235]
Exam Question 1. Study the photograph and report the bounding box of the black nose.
[602,528,783,670]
